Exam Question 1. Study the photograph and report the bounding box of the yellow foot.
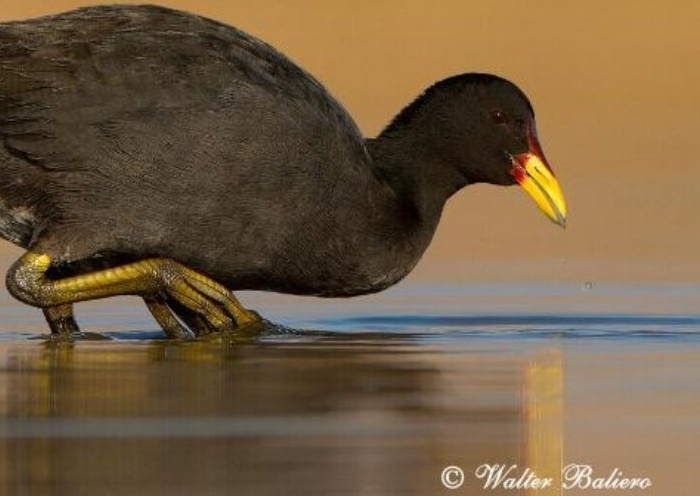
[7,252,258,338]
[149,297,263,338]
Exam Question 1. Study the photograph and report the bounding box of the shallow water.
[0,283,698,495]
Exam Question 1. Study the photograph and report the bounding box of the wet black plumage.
[0,5,542,299]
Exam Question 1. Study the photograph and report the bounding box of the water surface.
[0,283,698,495]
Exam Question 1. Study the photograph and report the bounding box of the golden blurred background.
[1,1,699,283]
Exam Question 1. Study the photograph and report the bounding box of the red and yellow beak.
[509,124,567,228]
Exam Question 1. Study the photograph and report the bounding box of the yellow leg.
[43,304,80,336]
[7,252,259,337]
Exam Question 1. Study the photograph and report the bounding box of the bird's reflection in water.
[0,322,563,496]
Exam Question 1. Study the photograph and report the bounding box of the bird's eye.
[490,109,508,124]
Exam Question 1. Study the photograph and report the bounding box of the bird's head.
[384,73,567,228]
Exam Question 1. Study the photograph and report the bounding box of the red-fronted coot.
[0,5,567,338]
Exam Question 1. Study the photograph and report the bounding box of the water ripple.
[308,313,700,342]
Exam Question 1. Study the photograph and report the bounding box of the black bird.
[0,5,567,338]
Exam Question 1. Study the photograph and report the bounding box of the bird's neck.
[320,121,473,294]
[366,127,470,229]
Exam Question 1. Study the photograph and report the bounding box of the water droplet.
[583,281,594,291]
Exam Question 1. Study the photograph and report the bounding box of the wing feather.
[0,5,363,172]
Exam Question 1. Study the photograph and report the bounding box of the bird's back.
[0,5,380,291]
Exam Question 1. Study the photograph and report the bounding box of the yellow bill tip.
[510,153,568,228]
